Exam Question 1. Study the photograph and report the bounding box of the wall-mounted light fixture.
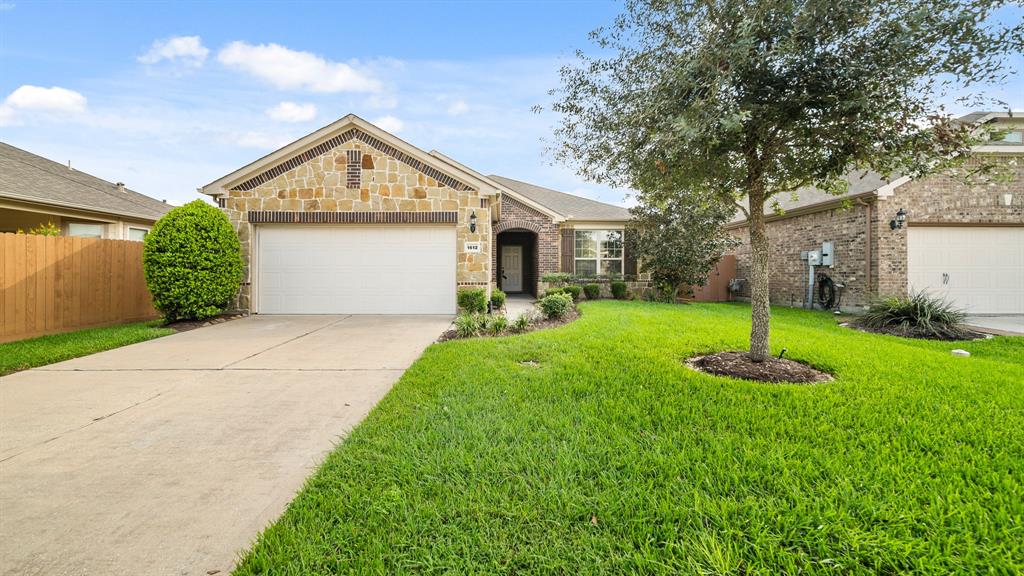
[889,207,907,230]
[469,211,478,233]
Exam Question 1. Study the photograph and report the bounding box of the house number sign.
[464,242,482,253]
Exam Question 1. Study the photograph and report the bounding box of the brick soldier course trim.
[232,128,474,192]
[248,211,458,224]
[494,218,544,234]
[345,150,362,188]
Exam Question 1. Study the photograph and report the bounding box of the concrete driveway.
[0,314,451,576]
[965,315,1024,336]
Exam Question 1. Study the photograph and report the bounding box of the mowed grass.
[0,321,174,375]
[235,302,1023,575]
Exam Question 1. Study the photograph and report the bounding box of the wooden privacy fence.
[0,233,160,343]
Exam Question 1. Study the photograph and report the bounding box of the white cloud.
[447,99,469,116]
[138,36,209,67]
[218,41,381,93]
[0,85,87,125]
[266,101,317,123]
[0,2,15,11]
[363,93,398,110]
[372,115,405,133]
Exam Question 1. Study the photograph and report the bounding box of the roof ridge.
[488,174,627,211]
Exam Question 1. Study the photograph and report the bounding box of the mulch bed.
[686,351,833,384]
[437,306,580,342]
[843,321,987,341]
[164,313,246,333]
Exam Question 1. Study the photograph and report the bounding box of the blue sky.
[1,1,1021,207]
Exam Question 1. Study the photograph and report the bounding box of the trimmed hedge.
[491,288,507,309]
[457,288,488,314]
[610,280,629,300]
[143,200,242,322]
[539,293,573,319]
[562,285,582,301]
[583,284,601,300]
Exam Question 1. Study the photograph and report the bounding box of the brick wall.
[492,196,560,295]
[728,154,1023,310]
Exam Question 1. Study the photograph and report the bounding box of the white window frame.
[574,229,624,277]
[67,222,105,238]
[128,227,149,242]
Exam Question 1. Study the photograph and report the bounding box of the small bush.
[454,313,483,338]
[490,288,507,309]
[544,287,566,298]
[610,280,629,300]
[562,285,582,301]
[539,293,573,319]
[512,312,532,332]
[541,272,572,284]
[457,288,487,314]
[854,291,974,340]
[143,200,243,322]
[488,314,509,336]
[583,284,601,300]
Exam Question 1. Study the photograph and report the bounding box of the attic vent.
[480,198,490,209]
[116,182,126,193]
[346,150,362,189]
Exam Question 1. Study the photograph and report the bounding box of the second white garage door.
[257,225,456,314]
[907,226,1024,314]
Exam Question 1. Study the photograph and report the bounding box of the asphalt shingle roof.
[488,175,631,221]
[0,142,172,221]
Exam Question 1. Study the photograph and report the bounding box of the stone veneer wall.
[220,137,490,311]
[492,195,560,295]
[728,154,1023,310]
[874,154,1024,297]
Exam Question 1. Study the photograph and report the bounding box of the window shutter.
[624,228,638,278]
[560,228,574,272]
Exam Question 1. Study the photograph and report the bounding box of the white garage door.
[907,226,1024,314]
[257,225,456,314]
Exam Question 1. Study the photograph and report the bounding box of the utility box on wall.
[821,241,834,266]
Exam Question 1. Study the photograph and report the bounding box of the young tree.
[630,192,737,301]
[548,0,1021,361]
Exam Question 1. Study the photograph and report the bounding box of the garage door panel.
[908,227,1024,314]
[257,225,456,314]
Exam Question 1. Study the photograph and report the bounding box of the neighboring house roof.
[201,114,503,197]
[488,175,631,222]
[0,142,172,221]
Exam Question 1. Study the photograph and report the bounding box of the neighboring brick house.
[200,115,632,314]
[727,112,1024,314]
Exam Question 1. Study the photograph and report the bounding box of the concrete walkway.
[503,294,536,319]
[0,314,451,576]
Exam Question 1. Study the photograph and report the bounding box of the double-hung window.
[574,229,623,276]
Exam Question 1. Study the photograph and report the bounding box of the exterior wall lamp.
[469,211,477,233]
[889,207,907,230]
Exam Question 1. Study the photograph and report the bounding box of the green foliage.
[233,302,1024,574]
[540,272,572,284]
[610,280,629,300]
[454,313,484,338]
[0,321,173,376]
[562,285,582,301]
[487,314,509,336]
[19,221,61,236]
[583,283,601,300]
[457,288,488,314]
[490,288,507,309]
[511,312,532,332]
[544,287,566,298]
[855,291,974,340]
[143,200,242,322]
[539,292,574,319]
[548,0,1023,359]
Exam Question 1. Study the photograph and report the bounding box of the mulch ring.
[686,351,833,384]
[437,306,580,342]
[841,321,988,341]
[164,313,246,333]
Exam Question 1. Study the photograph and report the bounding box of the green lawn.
[234,302,1023,575]
[0,321,174,375]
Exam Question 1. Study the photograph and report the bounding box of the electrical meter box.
[806,250,821,266]
[820,241,834,266]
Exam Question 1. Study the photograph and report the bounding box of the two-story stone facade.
[201,115,633,314]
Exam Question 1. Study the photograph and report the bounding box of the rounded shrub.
[143,200,243,322]
[491,288,507,309]
[583,283,601,300]
[610,280,629,300]
[562,285,582,301]
[457,288,488,314]
[539,292,573,319]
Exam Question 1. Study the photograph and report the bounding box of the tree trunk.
[747,192,771,362]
